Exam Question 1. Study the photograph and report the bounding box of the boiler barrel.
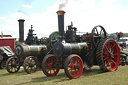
[15,44,48,57]
[53,42,88,57]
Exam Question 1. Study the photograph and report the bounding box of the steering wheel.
[91,25,107,47]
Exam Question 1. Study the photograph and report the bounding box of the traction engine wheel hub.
[108,51,114,59]
[48,63,53,68]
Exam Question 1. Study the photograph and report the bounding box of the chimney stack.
[18,19,25,42]
[56,10,65,41]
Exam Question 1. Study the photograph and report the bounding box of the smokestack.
[56,10,65,41]
[18,19,25,42]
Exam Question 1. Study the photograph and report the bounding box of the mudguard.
[0,46,14,58]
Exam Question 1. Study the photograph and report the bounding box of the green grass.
[0,66,128,85]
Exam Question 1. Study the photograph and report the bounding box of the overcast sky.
[0,0,128,39]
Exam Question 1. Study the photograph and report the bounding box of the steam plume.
[59,0,69,10]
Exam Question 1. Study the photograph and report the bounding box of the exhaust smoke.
[59,0,69,10]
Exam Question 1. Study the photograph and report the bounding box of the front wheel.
[42,55,60,76]
[64,54,83,79]
[6,57,20,73]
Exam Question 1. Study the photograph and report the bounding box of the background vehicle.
[118,37,128,51]
[0,35,15,69]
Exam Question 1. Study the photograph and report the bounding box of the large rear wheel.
[64,54,83,79]
[96,39,120,72]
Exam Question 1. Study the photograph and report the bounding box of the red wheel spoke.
[69,58,74,63]
[111,45,116,52]
[75,59,78,65]
[104,45,109,52]
[69,61,73,65]
[106,59,111,67]
[103,51,108,57]
[74,69,77,75]
[111,59,116,65]
[103,56,109,61]
[110,42,114,52]
[103,51,108,55]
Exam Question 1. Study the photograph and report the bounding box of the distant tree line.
[123,33,128,37]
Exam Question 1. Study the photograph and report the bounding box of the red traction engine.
[41,10,120,79]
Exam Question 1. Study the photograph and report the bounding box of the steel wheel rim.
[103,40,120,71]
[24,57,38,74]
[6,58,20,73]
[44,55,59,76]
[67,56,83,78]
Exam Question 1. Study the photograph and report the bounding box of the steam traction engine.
[6,20,50,74]
[42,10,120,79]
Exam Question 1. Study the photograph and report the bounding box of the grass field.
[0,66,128,85]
